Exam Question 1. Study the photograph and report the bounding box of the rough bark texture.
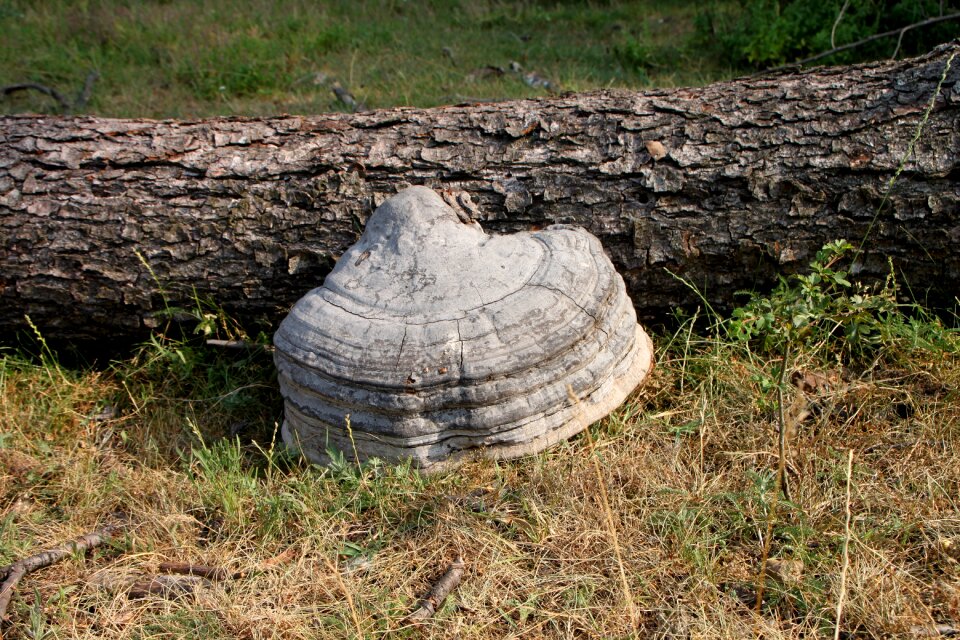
[2,43,959,346]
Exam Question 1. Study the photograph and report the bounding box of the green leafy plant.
[726,240,898,361]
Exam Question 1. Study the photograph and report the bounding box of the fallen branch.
[0,82,72,110]
[408,556,466,622]
[205,339,274,353]
[0,523,122,623]
[127,574,209,599]
[0,70,99,113]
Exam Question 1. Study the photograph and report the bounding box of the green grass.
[0,0,736,119]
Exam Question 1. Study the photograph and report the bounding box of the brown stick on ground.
[0,523,121,623]
[408,556,466,622]
[205,339,274,353]
[127,574,210,600]
[157,562,246,581]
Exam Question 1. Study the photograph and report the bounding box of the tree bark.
[2,43,959,346]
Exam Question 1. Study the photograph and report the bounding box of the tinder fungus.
[274,186,654,470]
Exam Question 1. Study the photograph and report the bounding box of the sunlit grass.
[0,0,737,119]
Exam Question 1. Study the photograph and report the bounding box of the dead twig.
[408,556,465,622]
[205,338,273,352]
[127,574,209,600]
[776,345,792,501]
[1,70,99,113]
[0,522,122,623]
[908,624,959,637]
[157,562,246,581]
[0,82,72,110]
[830,0,851,49]
[103,559,261,601]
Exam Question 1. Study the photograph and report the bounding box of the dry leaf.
[645,140,667,160]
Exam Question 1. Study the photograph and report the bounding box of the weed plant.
[727,239,902,361]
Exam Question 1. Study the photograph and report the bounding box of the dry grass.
[1,308,958,639]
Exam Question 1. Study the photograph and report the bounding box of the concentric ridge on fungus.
[274,186,654,470]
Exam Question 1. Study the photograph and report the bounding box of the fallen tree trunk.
[2,43,959,346]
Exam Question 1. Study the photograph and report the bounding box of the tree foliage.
[696,0,960,68]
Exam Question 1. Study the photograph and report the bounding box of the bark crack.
[396,326,407,368]
[531,283,598,323]
[456,319,464,375]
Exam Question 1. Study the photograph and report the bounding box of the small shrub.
[726,240,899,361]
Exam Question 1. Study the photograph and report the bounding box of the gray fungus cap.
[274,186,654,471]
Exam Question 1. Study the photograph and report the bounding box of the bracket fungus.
[274,186,654,471]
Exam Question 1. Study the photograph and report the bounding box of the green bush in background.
[696,0,959,67]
